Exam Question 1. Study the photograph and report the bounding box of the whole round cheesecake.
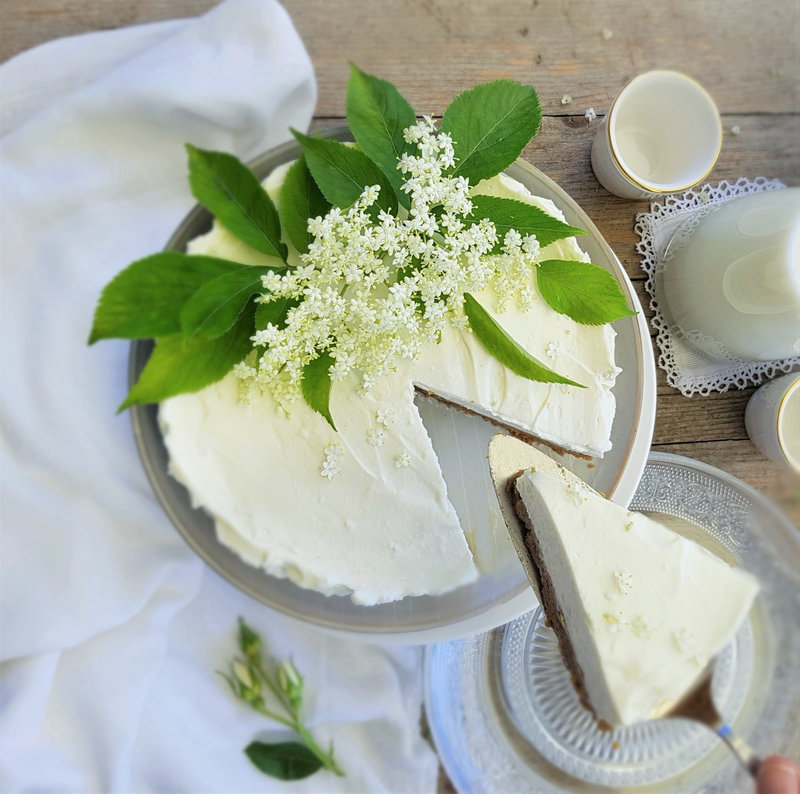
[159,166,621,605]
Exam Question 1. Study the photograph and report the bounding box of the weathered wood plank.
[653,388,752,444]
[0,0,214,62]
[287,0,800,116]
[4,0,799,115]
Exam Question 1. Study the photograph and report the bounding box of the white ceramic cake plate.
[129,128,656,643]
[424,453,800,791]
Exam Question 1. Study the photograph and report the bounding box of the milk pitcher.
[660,188,800,361]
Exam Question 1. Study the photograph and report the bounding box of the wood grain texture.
[4,0,799,114]
[289,0,800,116]
[1,0,217,61]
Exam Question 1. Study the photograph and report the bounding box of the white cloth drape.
[0,2,440,791]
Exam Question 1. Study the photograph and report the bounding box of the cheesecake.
[159,167,621,605]
[511,466,760,726]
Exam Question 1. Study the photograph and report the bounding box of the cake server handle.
[716,723,761,778]
[664,666,761,778]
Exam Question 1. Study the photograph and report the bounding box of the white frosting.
[159,167,620,604]
[515,469,759,725]
[162,369,477,605]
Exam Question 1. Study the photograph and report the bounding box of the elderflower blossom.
[236,118,544,410]
[394,451,411,468]
[376,407,396,427]
[320,458,340,480]
[367,428,386,447]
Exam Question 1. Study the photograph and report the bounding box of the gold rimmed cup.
[745,373,800,473]
[591,70,722,200]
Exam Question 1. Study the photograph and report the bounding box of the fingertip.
[757,755,800,794]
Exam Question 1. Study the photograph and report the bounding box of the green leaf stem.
[301,351,337,430]
[119,304,255,410]
[441,80,541,185]
[255,296,301,331]
[346,63,416,208]
[88,253,244,343]
[279,156,331,254]
[468,194,586,252]
[244,741,323,781]
[179,266,274,339]
[290,130,398,216]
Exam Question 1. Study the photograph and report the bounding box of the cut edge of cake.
[487,434,611,723]
[509,466,615,727]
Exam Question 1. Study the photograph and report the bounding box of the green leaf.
[536,260,637,325]
[118,303,255,410]
[468,194,586,253]
[244,741,323,781]
[301,351,336,430]
[463,293,584,387]
[89,253,245,344]
[186,144,287,261]
[279,156,331,254]
[441,80,541,185]
[291,130,398,217]
[346,63,416,208]
[255,296,301,331]
[180,265,275,339]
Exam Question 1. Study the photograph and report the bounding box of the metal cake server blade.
[657,662,762,776]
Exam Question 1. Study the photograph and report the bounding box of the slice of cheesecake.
[507,456,759,727]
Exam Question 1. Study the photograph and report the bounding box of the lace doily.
[635,177,799,396]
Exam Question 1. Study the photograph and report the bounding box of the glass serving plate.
[129,128,656,642]
[424,452,800,791]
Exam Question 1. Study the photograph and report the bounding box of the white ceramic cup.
[591,70,722,199]
[744,373,800,472]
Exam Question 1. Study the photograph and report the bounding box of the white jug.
[660,188,800,361]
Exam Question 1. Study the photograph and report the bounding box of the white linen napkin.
[0,2,440,791]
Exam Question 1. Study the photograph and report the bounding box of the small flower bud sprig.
[219,617,344,779]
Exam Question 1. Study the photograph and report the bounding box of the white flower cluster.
[394,451,411,468]
[237,117,543,410]
[613,569,633,596]
[320,443,343,480]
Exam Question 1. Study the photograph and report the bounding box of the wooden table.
[4,1,798,788]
